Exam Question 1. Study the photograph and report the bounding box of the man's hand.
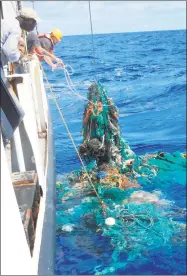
[55,57,65,68]
[55,57,63,63]
[51,63,57,72]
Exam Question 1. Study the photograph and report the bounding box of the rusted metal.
[12,170,37,186]
[38,130,47,138]
[13,171,41,255]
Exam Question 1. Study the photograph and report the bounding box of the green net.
[79,82,186,181]
[56,82,186,274]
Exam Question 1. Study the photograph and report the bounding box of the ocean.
[44,29,186,275]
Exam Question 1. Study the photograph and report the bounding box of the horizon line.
[64,28,186,37]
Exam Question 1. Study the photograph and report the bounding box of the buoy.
[105,217,116,226]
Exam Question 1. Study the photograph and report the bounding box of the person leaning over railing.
[26,30,64,71]
[38,29,64,69]
[1,7,40,72]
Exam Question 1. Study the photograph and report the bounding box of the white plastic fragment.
[61,224,74,232]
[105,217,116,226]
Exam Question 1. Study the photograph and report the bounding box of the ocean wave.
[77,55,97,60]
[151,48,166,52]
[166,83,186,95]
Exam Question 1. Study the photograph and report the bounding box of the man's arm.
[34,46,57,70]
[2,22,21,63]
[34,45,64,69]
[43,56,57,71]
[39,37,63,65]
[42,48,64,66]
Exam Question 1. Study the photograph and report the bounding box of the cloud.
[23,1,186,36]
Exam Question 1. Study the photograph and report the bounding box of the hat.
[19,7,41,22]
[51,29,63,41]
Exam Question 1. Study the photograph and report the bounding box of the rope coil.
[57,64,113,107]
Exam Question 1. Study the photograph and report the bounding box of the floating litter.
[105,217,116,226]
[61,224,74,232]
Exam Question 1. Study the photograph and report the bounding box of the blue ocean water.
[44,30,186,275]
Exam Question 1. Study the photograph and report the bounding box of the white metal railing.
[13,127,26,172]
[6,59,47,187]
[29,61,46,134]
[2,59,49,273]
[1,2,51,274]
[16,74,45,187]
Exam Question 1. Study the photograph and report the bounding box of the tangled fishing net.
[56,82,186,274]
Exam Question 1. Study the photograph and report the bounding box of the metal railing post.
[13,127,26,172]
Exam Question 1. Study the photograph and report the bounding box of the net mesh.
[56,82,186,274]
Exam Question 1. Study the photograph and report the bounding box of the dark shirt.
[27,32,40,53]
[39,36,54,52]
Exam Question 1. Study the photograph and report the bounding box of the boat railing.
[1,1,55,274]
[1,58,49,266]
[4,59,48,183]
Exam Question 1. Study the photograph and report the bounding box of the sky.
[23,1,186,36]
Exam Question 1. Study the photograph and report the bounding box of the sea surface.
[44,30,186,275]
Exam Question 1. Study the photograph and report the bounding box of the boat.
[1,1,56,275]
[1,2,186,275]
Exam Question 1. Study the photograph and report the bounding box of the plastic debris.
[56,82,186,267]
[105,217,116,226]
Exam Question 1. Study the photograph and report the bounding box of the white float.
[105,217,116,226]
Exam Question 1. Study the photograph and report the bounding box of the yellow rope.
[41,65,106,208]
